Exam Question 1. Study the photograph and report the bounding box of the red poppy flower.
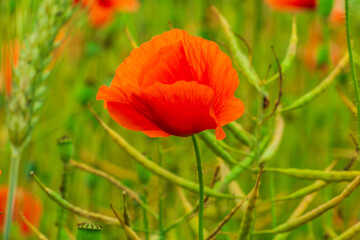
[0,186,43,236]
[1,40,20,96]
[264,0,316,11]
[97,29,244,140]
[75,0,139,27]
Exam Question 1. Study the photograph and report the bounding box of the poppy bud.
[76,222,102,240]
[57,136,74,163]
[318,0,334,18]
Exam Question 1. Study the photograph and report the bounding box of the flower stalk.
[192,135,204,240]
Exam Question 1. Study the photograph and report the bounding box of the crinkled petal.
[112,29,188,89]
[217,97,245,126]
[131,81,218,137]
[139,41,193,88]
[181,32,242,125]
[97,85,167,133]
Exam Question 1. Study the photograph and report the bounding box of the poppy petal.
[97,85,167,132]
[264,0,316,10]
[217,97,245,126]
[131,81,218,137]
[139,41,193,89]
[112,29,188,89]
[181,33,241,121]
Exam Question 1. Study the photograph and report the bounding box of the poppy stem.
[157,139,165,240]
[192,135,204,240]
[345,0,360,143]
[3,144,21,240]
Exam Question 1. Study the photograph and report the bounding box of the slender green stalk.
[238,166,263,240]
[280,54,349,113]
[345,0,360,143]
[57,153,71,239]
[263,167,360,182]
[31,172,120,225]
[70,160,158,220]
[20,213,49,240]
[89,106,234,198]
[3,145,21,240]
[164,205,198,233]
[198,131,238,164]
[158,139,165,240]
[254,175,360,235]
[192,135,204,240]
[269,172,277,228]
[206,198,247,240]
[211,5,262,93]
[266,15,298,84]
[214,136,269,192]
[141,195,150,240]
[225,122,254,147]
[263,180,329,203]
[334,221,360,240]
[110,204,142,240]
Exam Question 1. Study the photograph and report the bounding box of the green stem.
[57,163,69,240]
[158,139,165,240]
[89,106,233,198]
[142,195,150,240]
[192,135,204,240]
[345,0,360,142]
[269,172,277,228]
[3,145,21,240]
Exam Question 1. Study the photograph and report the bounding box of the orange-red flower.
[0,186,43,236]
[264,0,316,11]
[75,0,139,27]
[1,40,20,96]
[97,29,244,140]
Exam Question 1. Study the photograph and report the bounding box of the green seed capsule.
[318,0,334,18]
[57,136,74,163]
[76,222,102,240]
[316,44,330,67]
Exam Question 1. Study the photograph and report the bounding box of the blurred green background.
[1,0,360,239]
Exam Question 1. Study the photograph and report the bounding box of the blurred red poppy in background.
[264,0,316,11]
[1,40,20,96]
[97,29,244,140]
[330,0,345,24]
[303,21,344,70]
[74,0,140,27]
[0,186,43,236]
